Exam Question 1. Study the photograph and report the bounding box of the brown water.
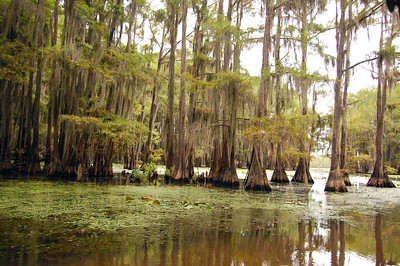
[0,172,400,265]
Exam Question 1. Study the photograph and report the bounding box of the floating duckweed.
[1,179,400,265]
[125,196,134,201]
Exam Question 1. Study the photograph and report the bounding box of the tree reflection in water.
[2,210,399,265]
[2,180,400,266]
[1,213,398,266]
[375,213,384,266]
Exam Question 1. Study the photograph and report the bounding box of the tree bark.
[292,0,313,184]
[339,4,353,186]
[28,0,46,174]
[45,0,60,172]
[245,0,273,191]
[245,146,271,191]
[212,0,239,187]
[165,1,179,172]
[367,28,395,188]
[0,81,13,174]
[173,0,189,182]
[208,0,224,181]
[144,28,166,165]
[325,0,348,192]
[270,8,289,183]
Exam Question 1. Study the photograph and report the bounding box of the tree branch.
[343,57,378,72]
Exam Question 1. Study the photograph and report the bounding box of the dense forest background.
[0,0,399,190]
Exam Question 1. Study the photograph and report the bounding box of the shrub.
[131,169,147,183]
[385,165,398,175]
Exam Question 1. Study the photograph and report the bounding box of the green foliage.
[60,108,148,155]
[379,43,396,60]
[0,41,34,82]
[347,154,373,173]
[164,166,175,177]
[385,165,398,175]
[215,71,246,88]
[74,0,96,22]
[287,67,330,84]
[182,71,212,93]
[153,9,166,23]
[346,88,376,167]
[150,148,164,163]
[213,71,254,101]
[195,149,205,159]
[142,162,158,175]
[243,113,312,146]
[286,147,309,164]
[131,169,147,183]
[132,162,159,183]
[99,48,151,82]
[74,0,107,35]
[346,84,400,171]
[191,173,199,183]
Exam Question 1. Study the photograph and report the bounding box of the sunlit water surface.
[1,169,400,265]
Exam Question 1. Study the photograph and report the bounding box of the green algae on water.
[1,179,400,265]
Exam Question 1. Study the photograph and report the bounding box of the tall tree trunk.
[44,92,52,170]
[339,44,351,186]
[245,146,271,191]
[173,0,188,181]
[52,89,61,168]
[125,2,137,53]
[135,82,148,169]
[245,0,272,191]
[144,28,166,165]
[0,81,13,174]
[213,0,239,187]
[185,0,207,179]
[292,0,313,184]
[367,20,395,188]
[28,0,46,174]
[45,0,60,172]
[325,0,348,192]
[339,4,352,186]
[208,0,224,181]
[14,83,27,171]
[270,8,289,183]
[165,1,178,172]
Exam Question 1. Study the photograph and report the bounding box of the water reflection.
[1,180,400,265]
[2,212,396,265]
[375,213,384,266]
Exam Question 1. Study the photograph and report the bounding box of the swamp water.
[1,171,400,265]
